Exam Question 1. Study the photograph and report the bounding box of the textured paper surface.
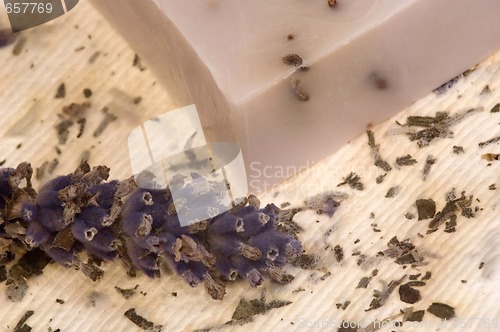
[0,2,499,331]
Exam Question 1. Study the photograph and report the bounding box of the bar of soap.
[91,0,500,192]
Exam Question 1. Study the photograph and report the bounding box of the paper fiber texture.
[0,2,499,331]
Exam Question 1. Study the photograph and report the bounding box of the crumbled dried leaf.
[428,191,475,231]
[480,85,491,95]
[55,119,74,145]
[73,255,104,281]
[356,276,372,289]
[422,155,436,181]
[399,108,482,147]
[291,254,318,269]
[63,102,91,118]
[416,199,436,220]
[115,285,139,299]
[375,174,386,184]
[478,136,500,148]
[9,249,51,280]
[383,236,415,259]
[396,155,417,166]
[231,294,291,321]
[421,271,432,281]
[482,153,500,162]
[427,302,455,319]
[385,186,401,198]
[13,310,34,332]
[399,284,421,304]
[52,227,75,250]
[366,275,406,311]
[6,274,28,302]
[320,271,331,281]
[367,130,392,172]
[133,54,147,71]
[93,107,118,137]
[337,172,364,191]
[124,308,162,331]
[453,145,465,154]
[55,83,66,99]
[406,310,425,322]
[89,51,101,64]
[334,245,344,262]
[405,212,415,220]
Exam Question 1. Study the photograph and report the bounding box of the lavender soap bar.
[91,0,500,192]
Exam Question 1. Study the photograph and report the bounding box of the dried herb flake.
[124,308,162,331]
[396,155,417,167]
[427,302,455,319]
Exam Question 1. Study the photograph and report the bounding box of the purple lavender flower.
[20,163,121,267]
[0,163,307,300]
[121,179,302,299]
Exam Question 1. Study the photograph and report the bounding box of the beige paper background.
[0,1,499,331]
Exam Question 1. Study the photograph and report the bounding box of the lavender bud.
[121,212,154,238]
[85,228,119,253]
[248,231,292,263]
[37,207,66,232]
[36,190,63,208]
[75,206,109,230]
[207,234,245,258]
[126,240,160,277]
[44,246,75,267]
[165,257,207,287]
[71,218,98,242]
[213,255,239,281]
[230,256,263,287]
[236,211,272,238]
[131,231,176,253]
[84,245,117,261]
[21,202,37,222]
[39,175,72,193]
[209,214,245,234]
[25,221,52,247]
[89,181,119,209]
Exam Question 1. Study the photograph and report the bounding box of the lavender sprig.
[0,162,303,299]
